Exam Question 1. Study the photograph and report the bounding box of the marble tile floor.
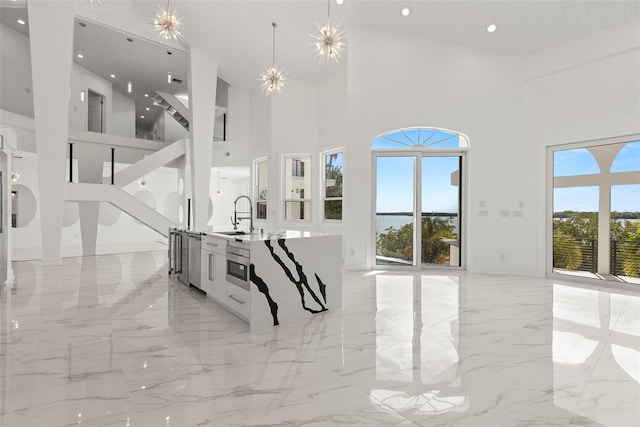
[0,251,638,426]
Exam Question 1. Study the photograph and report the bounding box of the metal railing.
[611,239,640,277]
[553,236,640,278]
[552,236,597,273]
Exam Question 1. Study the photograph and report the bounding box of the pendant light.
[153,0,183,41]
[259,22,286,95]
[311,0,346,63]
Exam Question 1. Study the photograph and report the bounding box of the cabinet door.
[201,250,216,295]
[212,252,227,302]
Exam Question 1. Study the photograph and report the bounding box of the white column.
[187,47,217,228]
[76,153,104,256]
[28,1,75,263]
[597,182,611,275]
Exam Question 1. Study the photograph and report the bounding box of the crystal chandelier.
[259,22,287,95]
[152,0,183,41]
[311,0,346,63]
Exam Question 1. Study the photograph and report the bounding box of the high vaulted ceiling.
[129,0,639,90]
[1,1,638,106]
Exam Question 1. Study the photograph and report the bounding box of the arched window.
[611,140,640,173]
[553,148,600,177]
[372,126,468,270]
[372,127,469,150]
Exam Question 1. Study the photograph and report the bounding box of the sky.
[374,129,463,214]
[554,141,640,213]
[374,138,639,214]
[376,156,459,213]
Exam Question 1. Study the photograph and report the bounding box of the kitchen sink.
[214,230,248,236]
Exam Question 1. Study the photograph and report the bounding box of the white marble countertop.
[172,227,340,242]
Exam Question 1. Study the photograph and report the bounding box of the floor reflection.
[0,255,637,426]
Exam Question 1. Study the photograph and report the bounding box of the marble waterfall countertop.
[178,226,343,330]
[174,226,339,242]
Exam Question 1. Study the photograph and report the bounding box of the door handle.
[228,295,245,304]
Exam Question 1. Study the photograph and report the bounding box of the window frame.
[282,153,313,223]
[546,134,640,284]
[253,157,268,221]
[321,147,344,223]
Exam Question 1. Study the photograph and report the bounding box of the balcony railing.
[611,239,640,277]
[553,236,597,273]
[553,236,640,278]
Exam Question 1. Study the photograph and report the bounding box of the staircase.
[153,91,190,131]
[65,183,176,237]
[104,138,186,186]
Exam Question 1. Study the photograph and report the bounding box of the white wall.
[0,110,36,153]
[0,24,34,118]
[69,63,114,133]
[270,80,319,230]
[344,26,528,273]
[525,21,640,277]
[10,153,41,258]
[112,90,135,138]
[317,70,347,153]
[342,23,639,276]
[213,87,251,167]
[164,111,189,143]
[248,87,271,228]
[208,175,250,229]
[316,70,347,233]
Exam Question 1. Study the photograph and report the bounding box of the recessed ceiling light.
[140,115,145,119]
[144,93,149,97]
[401,7,410,17]
[487,23,498,33]
[17,19,26,25]
[145,107,150,111]
[110,74,116,78]
[336,0,344,5]
[77,53,84,59]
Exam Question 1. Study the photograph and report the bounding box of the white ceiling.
[1,0,638,115]
[133,0,639,90]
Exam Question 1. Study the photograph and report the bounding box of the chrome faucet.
[232,195,254,232]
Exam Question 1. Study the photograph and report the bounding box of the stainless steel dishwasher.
[187,232,202,290]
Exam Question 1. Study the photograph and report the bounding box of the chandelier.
[311,0,346,63]
[152,0,183,41]
[259,22,287,95]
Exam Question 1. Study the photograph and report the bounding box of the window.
[254,158,268,220]
[322,149,343,221]
[372,127,468,270]
[283,155,311,221]
[550,138,640,282]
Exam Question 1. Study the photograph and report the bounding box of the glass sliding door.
[372,127,469,270]
[550,138,640,282]
[421,156,461,268]
[375,155,416,266]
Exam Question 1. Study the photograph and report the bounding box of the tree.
[324,154,343,220]
[376,216,456,264]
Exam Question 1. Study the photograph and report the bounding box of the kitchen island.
[189,229,342,330]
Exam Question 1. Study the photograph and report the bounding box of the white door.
[87,90,105,133]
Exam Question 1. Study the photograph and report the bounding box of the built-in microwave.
[226,243,250,290]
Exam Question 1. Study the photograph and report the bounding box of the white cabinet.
[226,283,250,321]
[201,236,227,303]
